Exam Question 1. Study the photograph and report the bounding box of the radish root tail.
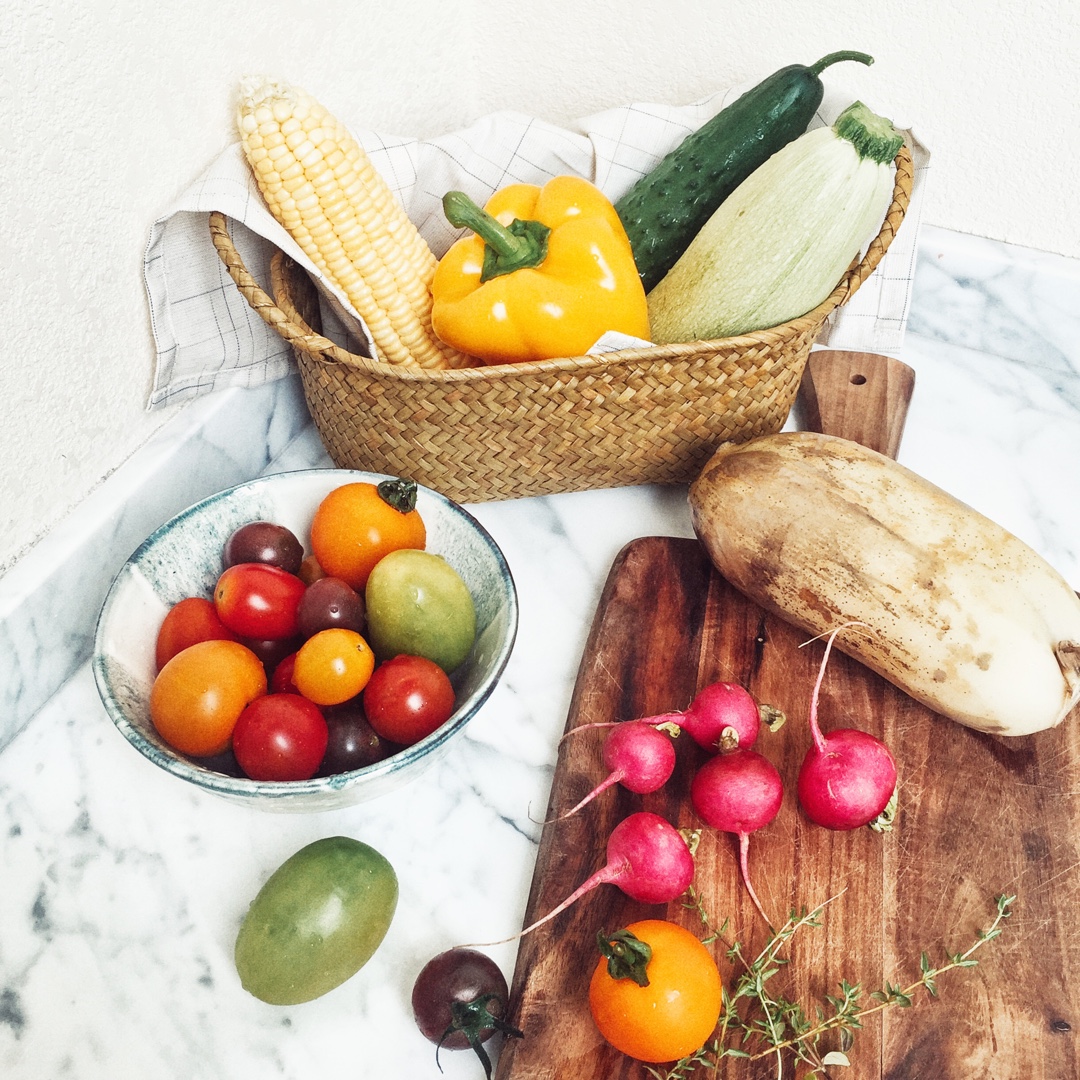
[454,864,617,949]
[738,832,772,928]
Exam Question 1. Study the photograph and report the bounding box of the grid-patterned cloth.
[143,81,930,409]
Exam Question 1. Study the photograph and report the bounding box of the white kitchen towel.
[143,79,930,409]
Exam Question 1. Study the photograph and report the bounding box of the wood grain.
[496,539,1080,1079]
[799,349,915,459]
[496,352,1079,1078]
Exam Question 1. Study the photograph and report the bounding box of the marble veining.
[911,224,1080,407]
[2,227,1080,1078]
[0,375,313,755]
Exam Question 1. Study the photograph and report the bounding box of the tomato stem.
[596,928,653,986]
[435,994,523,1080]
[376,477,419,514]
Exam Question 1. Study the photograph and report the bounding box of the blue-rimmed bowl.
[92,469,517,812]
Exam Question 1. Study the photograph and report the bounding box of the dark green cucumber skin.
[617,64,836,294]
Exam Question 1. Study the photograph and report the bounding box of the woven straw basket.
[210,144,912,503]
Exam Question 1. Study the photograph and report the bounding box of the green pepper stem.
[442,191,534,261]
[808,50,874,75]
[442,190,550,281]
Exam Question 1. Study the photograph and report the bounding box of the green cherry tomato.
[234,836,398,1005]
[364,550,477,673]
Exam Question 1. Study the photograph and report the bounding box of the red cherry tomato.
[155,596,238,671]
[231,693,329,781]
[270,652,301,695]
[362,654,456,746]
[214,562,306,641]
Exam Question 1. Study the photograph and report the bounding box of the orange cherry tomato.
[154,596,238,671]
[309,480,426,591]
[292,628,376,707]
[149,639,267,757]
[588,920,722,1064]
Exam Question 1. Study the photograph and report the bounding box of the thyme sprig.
[644,891,1014,1080]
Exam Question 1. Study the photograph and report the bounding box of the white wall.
[1,0,1077,573]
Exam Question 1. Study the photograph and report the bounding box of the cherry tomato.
[240,634,303,674]
[319,703,393,775]
[365,549,476,673]
[362,654,456,745]
[223,521,304,575]
[235,837,398,1005]
[270,652,301,695]
[214,562,306,641]
[149,639,267,757]
[154,596,237,671]
[231,693,329,781]
[292,628,376,707]
[296,576,366,639]
[309,479,426,590]
[412,948,522,1079]
[588,920,722,1064]
[298,555,326,585]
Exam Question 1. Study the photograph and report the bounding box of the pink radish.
[476,812,695,946]
[655,681,764,751]
[690,749,783,925]
[556,722,676,820]
[567,681,768,754]
[797,628,898,831]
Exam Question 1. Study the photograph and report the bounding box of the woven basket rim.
[209,142,914,381]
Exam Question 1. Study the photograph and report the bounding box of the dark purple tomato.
[224,521,304,575]
[197,746,243,777]
[412,948,522,1079]
[241,635,304,675]
[296,577,366,640]
[232,693,329,781]
[318,703,393,775]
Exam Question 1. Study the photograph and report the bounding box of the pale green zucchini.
[647,101,904,344]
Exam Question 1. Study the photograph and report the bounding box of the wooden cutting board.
[495,351,1080,1079]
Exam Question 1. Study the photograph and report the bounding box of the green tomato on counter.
[365,549,477,674]
[234,836,398,1005]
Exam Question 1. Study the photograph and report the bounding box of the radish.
[567,680,770,754]
[475,812,695,946]
[797,628,898,831]
[690,749,783,925]
[555,722,677,821]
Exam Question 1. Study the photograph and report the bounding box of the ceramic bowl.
[92,469,518,812]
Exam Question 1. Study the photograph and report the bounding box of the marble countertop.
[2,226,1079,1079]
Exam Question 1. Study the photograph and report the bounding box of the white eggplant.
[647,101,904,344]
[688,432,1080,737]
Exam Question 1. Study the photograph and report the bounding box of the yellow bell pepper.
[431,175,650,366]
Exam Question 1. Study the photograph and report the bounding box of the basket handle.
[207,211,358,364]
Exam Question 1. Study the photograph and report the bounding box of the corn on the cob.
[236,76,469,369]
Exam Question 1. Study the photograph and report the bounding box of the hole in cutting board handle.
[850,373,867,385]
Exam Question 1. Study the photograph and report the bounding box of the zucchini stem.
[808,50,874,75]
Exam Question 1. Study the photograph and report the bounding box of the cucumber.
[646,101,905,344]
[615,51,874,293]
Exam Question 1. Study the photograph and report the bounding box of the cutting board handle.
[799,349,915,460]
